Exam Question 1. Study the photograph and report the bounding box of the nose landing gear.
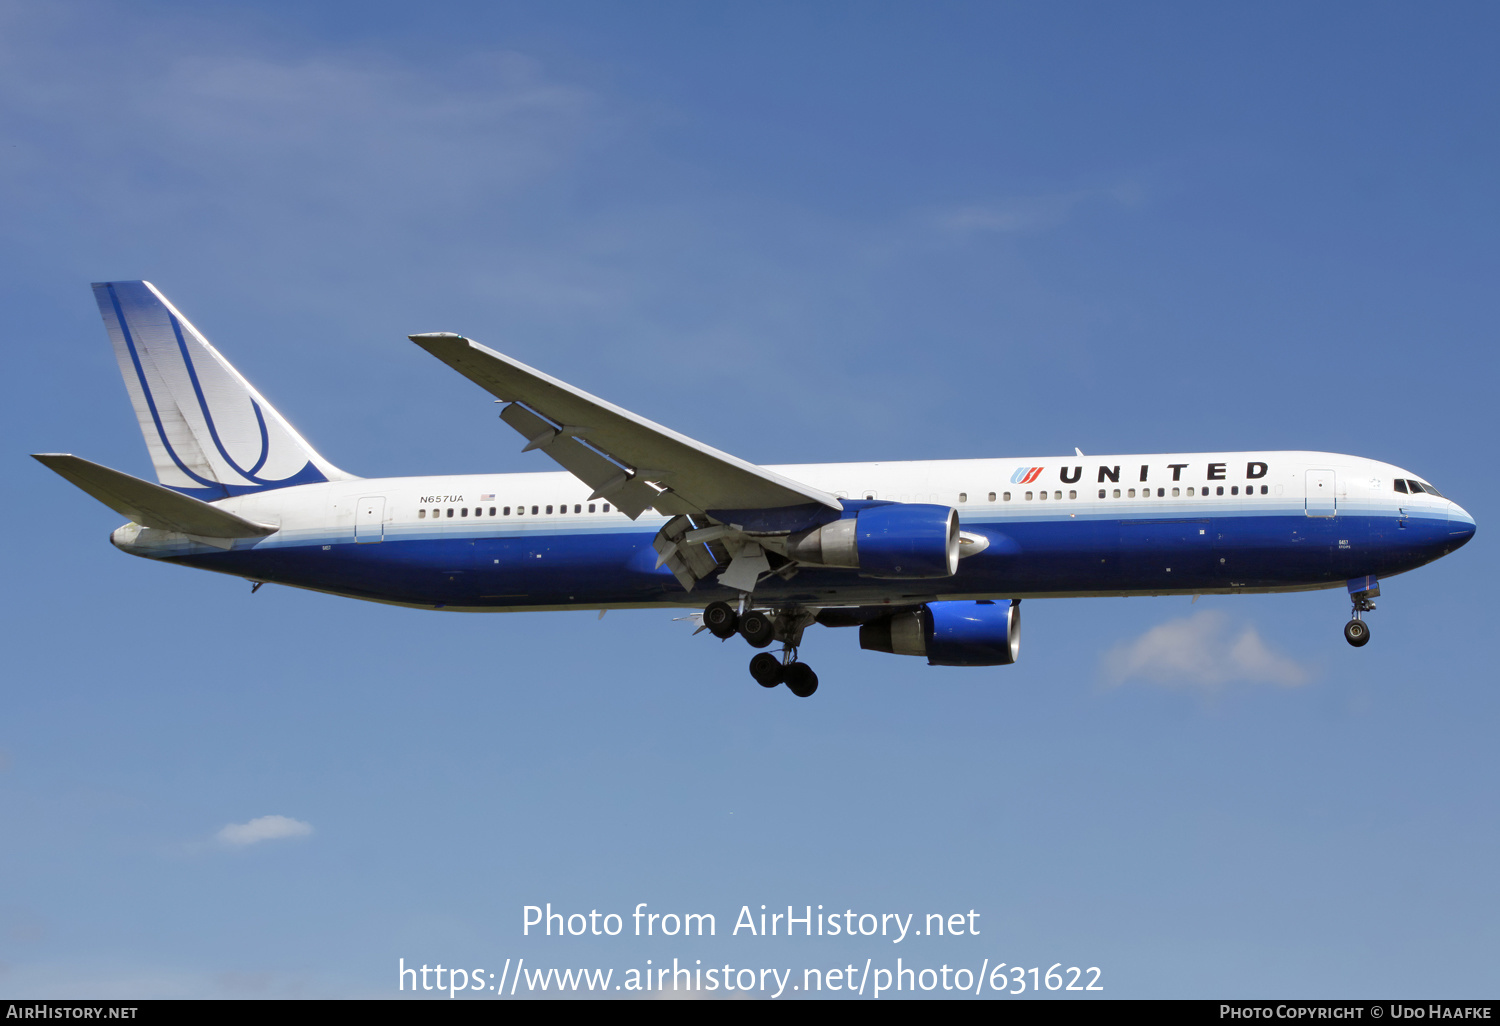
[1344,577,1378,648]
[1343,616,1371,647]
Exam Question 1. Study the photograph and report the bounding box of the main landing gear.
[748,650,819,697]
[703,600,820,697]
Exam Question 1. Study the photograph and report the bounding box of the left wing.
[410,333,843,520]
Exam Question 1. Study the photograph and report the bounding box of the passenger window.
[546,505,554,514]
[1216,487,1223,496]
[1187,487,1195,496]
[603,504,611,512]
[418,509,426,519]
[1003,492,1011,501]
[1098,489,1106,499]
[1025,491,1033,500]
[574,504,581,513]
[1113,489,1121,498]
[1260,486,1268,495]
[959,492,967,503]
[988,492,996,502]
[446,508,454,518]
[532,506,539,515]
[463,507,470,517]
[1038,491,1047,501]
[1069,490,1077,499]
[863,492,876,500]
[503,506,511,515]
[1128,488,1136,498]
[559,504,566,514]
[1231,486,1239,496]
[1054,491,1062,500]
[588,504,596,512]
[1155,488,1163,497]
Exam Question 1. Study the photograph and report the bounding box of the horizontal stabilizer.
[32,454,278,539]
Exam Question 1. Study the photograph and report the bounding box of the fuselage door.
[1305,471,1336,517]
[355,496,387,542]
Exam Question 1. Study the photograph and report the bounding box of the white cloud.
[1103,609,1311,688]
[216,814,313,847]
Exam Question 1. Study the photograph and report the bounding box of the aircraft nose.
[1448,502,1476,547]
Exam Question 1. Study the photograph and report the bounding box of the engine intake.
[786,503,960,579]
[859,600,1021,666]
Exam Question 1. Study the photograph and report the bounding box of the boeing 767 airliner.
[35,282,1476,697]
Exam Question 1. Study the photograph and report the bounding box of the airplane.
[35,281,1477,697]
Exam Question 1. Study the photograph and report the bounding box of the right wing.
[410,333,843,520]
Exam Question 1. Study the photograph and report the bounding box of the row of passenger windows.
[414,479,1425,521]
[955,485,1274,502]
[419,482,1286,520]
[418,502,611,519]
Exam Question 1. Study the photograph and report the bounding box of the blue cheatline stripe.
[107,283,229,498]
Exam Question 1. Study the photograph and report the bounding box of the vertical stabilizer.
[93,281,354,499]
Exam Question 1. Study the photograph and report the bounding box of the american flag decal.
[480,493,495,500]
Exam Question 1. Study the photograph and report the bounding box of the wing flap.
[33,454,278,539]
[410,333,842,518]
[496,402,661,518]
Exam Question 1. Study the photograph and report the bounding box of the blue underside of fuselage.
[161,511,1473,610]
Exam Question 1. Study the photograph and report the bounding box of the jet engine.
[785,503,960,578]
[858,599,1020,666]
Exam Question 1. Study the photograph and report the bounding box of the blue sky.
[2,0,1496,998]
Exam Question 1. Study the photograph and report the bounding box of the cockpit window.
[1393,479,1408,494]
[1405,480,1425,494]
[1418,481,1444,498]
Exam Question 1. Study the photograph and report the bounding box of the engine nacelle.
[786,503,960,579]
[858,599,1020,666]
